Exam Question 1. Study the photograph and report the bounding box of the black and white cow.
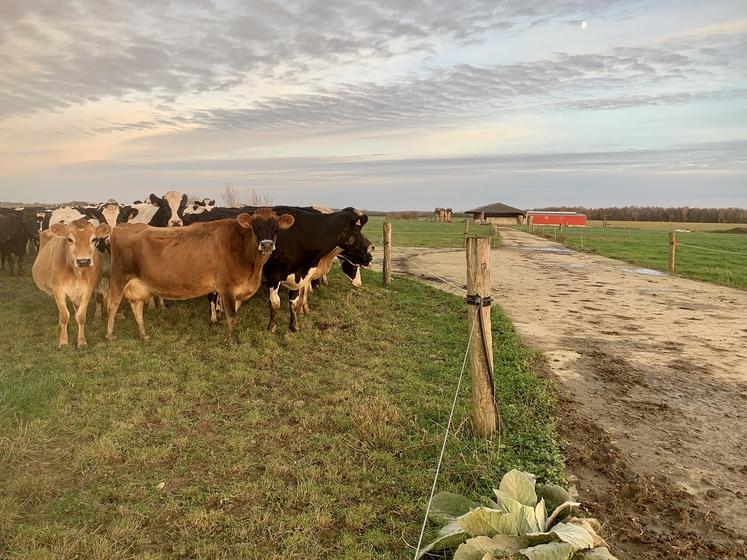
[146,191,189,227]
[42,205,100,230]
[184,198,216,216]
[95,199,139,228]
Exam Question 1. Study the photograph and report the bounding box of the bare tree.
[222,181,273,207]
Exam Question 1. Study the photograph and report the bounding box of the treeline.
[536,206,747,223]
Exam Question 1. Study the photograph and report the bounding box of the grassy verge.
[516,225,746,290]
[0,265,561,559]
[366,216,500,248]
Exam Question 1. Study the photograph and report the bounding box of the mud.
[389,229,747,559]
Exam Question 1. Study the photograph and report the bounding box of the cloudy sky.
[1,0,745,210]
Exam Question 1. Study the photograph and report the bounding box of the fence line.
[676,243,746,256]
[399,254,466,293]
[413,314,479,559]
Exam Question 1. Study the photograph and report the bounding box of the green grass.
[0,265,562,559]
[587,220,745,232]
[366,217,500,248]
[518,225,747,290]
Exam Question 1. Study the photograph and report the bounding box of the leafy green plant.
[418,470,618,560]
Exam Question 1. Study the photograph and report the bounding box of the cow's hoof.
[267,324,277,334]
[106,334,117,341]
[77,342,88,350]
[289,322,299,333]
[140,335,151,341]
[209,321,220,329]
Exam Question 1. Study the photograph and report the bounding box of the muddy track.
[389,230,747,559]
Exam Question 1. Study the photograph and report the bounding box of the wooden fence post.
[463,220,470,248]
[490,224,498,248]
[383,221,392,286]
[558,223,564,242]
[466,237,498,438]
[669,231,677,273]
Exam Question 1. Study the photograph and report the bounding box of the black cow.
[0,213,32,275]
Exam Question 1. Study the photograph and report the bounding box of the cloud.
[0,0,633,118]
[83,31,747,137]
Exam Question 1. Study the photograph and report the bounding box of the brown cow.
[106,208,294,344]
[32,219,111,348]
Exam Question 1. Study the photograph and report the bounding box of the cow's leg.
[54,289,70,348]
[147,296,156,310]
[221,292,238,345]
[208,293,220,326]
[74,292,92,349]
[157,296,167,309]
[267,284,282,333]
[94,292,103,321]
[301,284,311,314]
[288,289,300,332]
[129,300,149,340]
[17,245,25,276]
[106,278,126,341]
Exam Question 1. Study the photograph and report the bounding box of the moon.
[581,20,588,30]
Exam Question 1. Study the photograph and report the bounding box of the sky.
[1,0,746,210]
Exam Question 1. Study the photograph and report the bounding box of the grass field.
[518,225,747,290]
[0,266,563,559]
[587,220,745,232]
[366,216,499,248]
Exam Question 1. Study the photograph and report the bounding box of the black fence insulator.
[465,294,492,307]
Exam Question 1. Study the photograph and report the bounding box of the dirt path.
[391,230,747,559]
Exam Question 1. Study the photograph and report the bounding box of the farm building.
[527,211,587,227]
[465,202,526,225]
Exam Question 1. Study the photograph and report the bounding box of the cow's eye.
[67,237,74,243]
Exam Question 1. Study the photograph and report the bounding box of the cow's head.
[95,199,126,228]
[339,256,363,288]
[49,219,111,269]
[338,207,374,268]
[149,191,188,227]
[236,208,295,256]
[185,198,216,215]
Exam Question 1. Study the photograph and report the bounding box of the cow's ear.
[180,194,188,206]
[50,223,67,237]
[209,199,215,206]
[149,194,161,205]
[94,224,111,239]
[237,213,253,229]
[127,208,138,221]
[277,214,295,230]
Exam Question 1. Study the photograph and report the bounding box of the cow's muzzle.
[169,219,183,227]
[75,258,92,268]
[259,240,276,254]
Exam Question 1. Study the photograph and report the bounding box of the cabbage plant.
[417,470,618,560]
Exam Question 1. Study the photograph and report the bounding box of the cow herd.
[1,192,374,348]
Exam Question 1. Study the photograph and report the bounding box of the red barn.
[527,211,587,227]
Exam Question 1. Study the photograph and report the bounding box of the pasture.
[0,266,563,559]
[366,216,498,248]
[586,219,745,232]
[519,225,747,290]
